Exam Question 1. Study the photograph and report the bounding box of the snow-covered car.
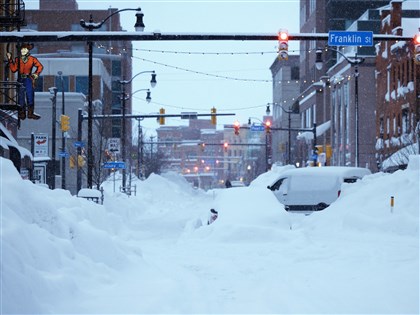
[267,166,371,212]
[230,180,246,187]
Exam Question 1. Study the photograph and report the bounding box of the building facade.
[374,0,420,171]
[269,55,301,166]
[296,0,394,170]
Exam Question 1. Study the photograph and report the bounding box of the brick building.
[297,0,389,168]
[374,0,420,171]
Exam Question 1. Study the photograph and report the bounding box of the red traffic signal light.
[278,31,288,41]
[278,29,289,61]
[223,142,229,152]
[414,34,420,65]
[265,120,271,134]
[233,120,240,135]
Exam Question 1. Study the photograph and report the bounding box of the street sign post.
[107,138,121,155]
[73,141,85,148]
[328,31,373,47]
[58,151,70,158]
[103,161,126,169]
[250,125,265,132]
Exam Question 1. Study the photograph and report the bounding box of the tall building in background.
[270,55,300,166]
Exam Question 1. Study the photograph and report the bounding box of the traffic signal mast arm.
[0,31,414,43]
[85,112,235,120]
[225,124,316,133]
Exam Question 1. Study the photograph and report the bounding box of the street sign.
[58,151,70,158]
[73,141,85,148]
[328,31,373,47]
[250,125,265,132]
[103,161,126,169]
[34,133,49,158]
[107,138,121,154]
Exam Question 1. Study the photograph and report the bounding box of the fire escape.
[1,0,26,122]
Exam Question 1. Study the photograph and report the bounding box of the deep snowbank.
[1,156,419,314]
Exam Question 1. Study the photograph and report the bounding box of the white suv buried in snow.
[267,166,371,212]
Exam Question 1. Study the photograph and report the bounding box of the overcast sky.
[25,0,300,137]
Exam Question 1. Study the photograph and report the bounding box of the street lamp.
[48,86,58,189]
[248,117,270,172]
[267,102,297,165]
[316,48,365,167]
[119,71,156,192]
[80,7,144,188]
[57,71,66,189]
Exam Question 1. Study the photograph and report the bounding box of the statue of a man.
[7,43,44,120]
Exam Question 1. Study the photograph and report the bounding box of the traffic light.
[414,34,420,65]
[233,120,240,135]
[223,142,229,152]
[265,120,271,134]
[200,142,206,151]
[159,108,165,125]
[211,107,217,125]
[278,29,289,61]
[60,114,70,132]
[69,155,76,168]
[77,154,85,168]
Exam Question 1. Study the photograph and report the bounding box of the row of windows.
[380,109,414,138]
[34,76,88,95]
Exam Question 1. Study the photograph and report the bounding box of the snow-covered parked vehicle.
[267,166,371,212]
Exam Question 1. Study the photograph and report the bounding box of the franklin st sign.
[328,31,373,47]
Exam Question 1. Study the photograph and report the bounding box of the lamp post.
[316,48,365,167]
[57,71,66,189]
[248,116,269,172]
[49,87,58,189]
[119,73,155,192]
[267,102,296,165]
[136,117,144,179]
[80,7,145,188]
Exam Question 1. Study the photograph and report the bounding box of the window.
[75,76,88,95]
[309,0,316,14]
[55,76,69,92]
[291,66,300,80]
[112,60,122,77]
[402,108,409,134]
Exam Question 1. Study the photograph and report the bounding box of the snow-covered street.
[1,156,419,314]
